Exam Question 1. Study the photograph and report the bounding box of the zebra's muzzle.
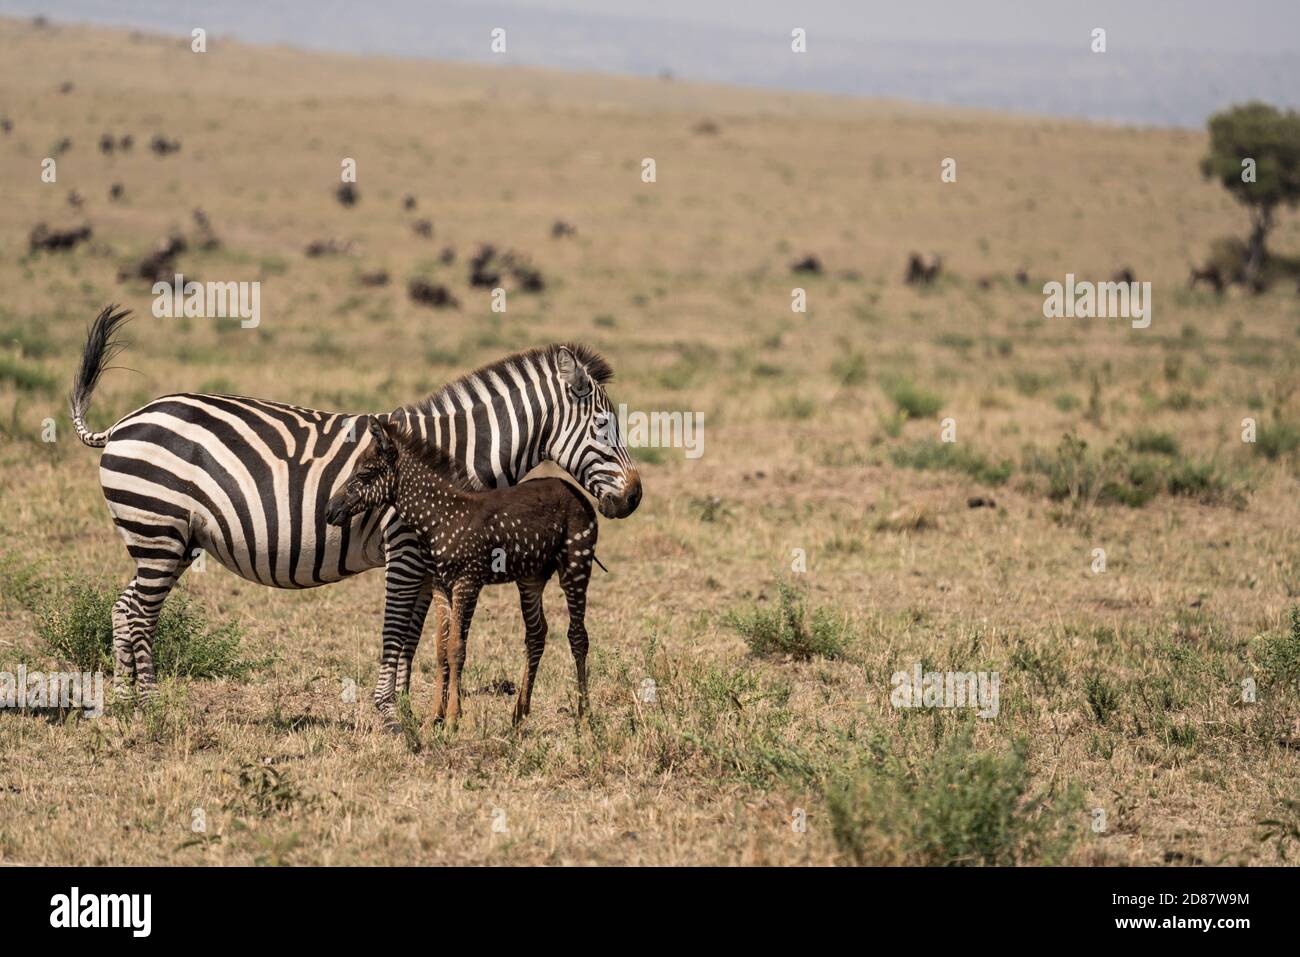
[598,470,642,519]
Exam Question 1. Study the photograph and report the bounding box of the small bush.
[725,584,848,661]
[1257,421,1300,460]
[879,409,907,438]
[0,353,57,393]
[1259,607,1300,691]
[235,762,315,817]
[1166,460,1229,502]
[1126,429,1180,457]
[37,580,261,679]
[1026,433,1240,509]
[885,379,943,420]
[825,731,1082,866]
[1083,672,1121,725]
[0,323,56,359]
[890,439,1012,486]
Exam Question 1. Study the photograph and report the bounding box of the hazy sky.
[4,1,1299,125]
[484,0,1300,55]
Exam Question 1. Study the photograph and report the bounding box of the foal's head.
[325,420,404,526]
[325,419,468,527]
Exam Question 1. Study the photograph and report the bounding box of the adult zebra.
[70,305,641,722]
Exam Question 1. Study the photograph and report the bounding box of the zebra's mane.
[408,343,614,417]
[386,422,479,494]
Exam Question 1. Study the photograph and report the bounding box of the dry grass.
[0,17,1298,865]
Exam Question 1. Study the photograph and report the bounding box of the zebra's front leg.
[374,562,426,730]
[395,575,433,696]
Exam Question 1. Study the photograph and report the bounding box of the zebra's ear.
[557,346,593,397]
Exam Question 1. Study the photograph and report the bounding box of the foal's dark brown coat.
[326,420,598,726]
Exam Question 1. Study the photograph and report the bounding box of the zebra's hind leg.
[110,579,139,702]
[108,513,196,704]
[395,575,433,696]
[125,549,195,703]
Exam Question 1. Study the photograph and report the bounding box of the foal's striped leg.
[559,563,593,719]
[443,580,480,728]
[513,578,548,726]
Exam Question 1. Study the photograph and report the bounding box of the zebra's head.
[325,421,400,526]
[546,345,641,519]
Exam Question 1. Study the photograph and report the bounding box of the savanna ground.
[1,17,1299,866]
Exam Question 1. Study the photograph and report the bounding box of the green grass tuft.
[890,439,1012,486]
[36,580,263,680]
[725,584,849,661]
[825,731,1083,866]
[885,378,943,420]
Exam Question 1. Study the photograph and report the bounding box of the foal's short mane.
[387,424,479,493]
[408,343,614,417]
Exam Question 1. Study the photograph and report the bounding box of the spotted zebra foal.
[326,419,600,727]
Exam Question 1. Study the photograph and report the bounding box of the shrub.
[885,379,943,420]
[1083,672,1121,725]
[1259,607,1300,690]
[1126,429,1180,457]
[825,731,1082,866]
[1026,433,1241,509]
[37,580,261,679]
[890,439,1012,486]
[1257,421,1300,460]
[0,353,57,393]
[725,584,848,661]
[1166,460,1228,501]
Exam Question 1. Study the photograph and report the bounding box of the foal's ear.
[369,419,396,461]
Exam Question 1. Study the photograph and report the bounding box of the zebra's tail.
[70,304,132,448]
[593,554,609,573]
